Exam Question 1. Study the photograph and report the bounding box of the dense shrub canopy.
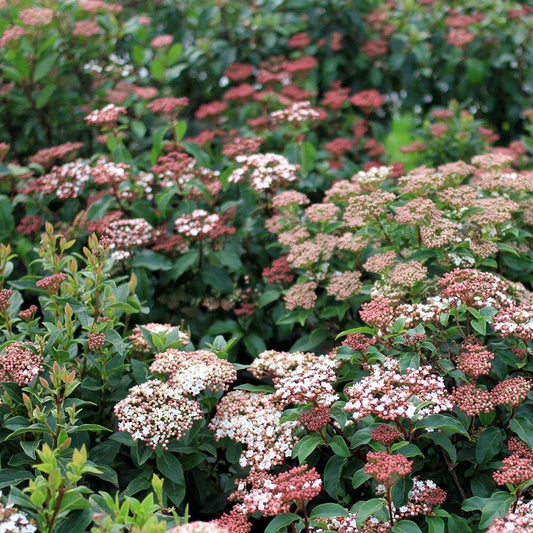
[0,1,531,532]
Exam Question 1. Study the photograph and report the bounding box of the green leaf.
[151,58,166,80]
[172,249,199,279]
[447,514,472,532]
[470,319,486,336]
[425,433,457,464]
[310,503,349,518]
[301,141,316,176]
[150,125,169,165]
[264,513,300,533]
[36,85,55,109]
[392,520,423,533]
[415,414,469,438]
[462,492,514,529]
[156,451,184,486]
[258,289,281,308]
[201,266,233,292]
[0,469,33,489]
[328,435,351,457]
[356,499,386,527]
[323,455,347,498]
[475,427,506,464]
[132,250,173,271]
[0,195,14,237]
[34,53,58,82]
[426,516,445,533]
[352,467,372,489]
[168,43,183,64]
[174,120,187,143]
[243,333,266,357]
[509,415,533,448]
[292,435,323,463]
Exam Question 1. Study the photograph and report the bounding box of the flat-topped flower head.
[84,104,126,128]
[150,349,236,395]
[114,380,202,449]
[365,451,412,486]
[344,358,452,422]
[0,342,42,386]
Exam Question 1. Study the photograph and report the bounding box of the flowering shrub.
[0,0,532,531]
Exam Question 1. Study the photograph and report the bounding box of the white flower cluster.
[344,358,452,422]
[37,159,92,199]
[0,491,37,532]
[174,209,221,238]
[228,153,300,192]
[270,101,321,125]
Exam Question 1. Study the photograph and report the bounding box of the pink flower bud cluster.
[114,380,203,449]
[450,383,493,416]
[30,160,91,199]
[84,104,126,128]
[455,340,494,377]
[129,323,190,354]
[209,390,299,471]
[147,97,189,115]
[326,271,363,301]
[493,443,533,487]
[365,451,412,486]
[29,142,84,169]
[486,499,533,533]
[304,202,340,223]
[492,304,533,340]
[150,349,236,395]
[300,405,332,431]
[233,465,321,516]
[228,153,300,192]
[491,376,531,408]
[174,210,233,240]
[0,342,42,386]
[19,7,54,26]
[437,268,513,309]
[0,289,13,311]
[389,261,427,287]
[284,281,317,310]
[343,191,396,228]
[36,273,67,294]
[371,424,402,448]
[102,218,153,262]
[270,101,322,125]
[344,358,452,422]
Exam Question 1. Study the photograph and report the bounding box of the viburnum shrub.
[0,0,532,531]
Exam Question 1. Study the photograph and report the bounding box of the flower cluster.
[228,154,300,192]
[0,491,36,532]
[248,350,316,379]
[32,160,92,199]
[365,451,412,486]
[84,104,126,128]
[492,304,533,340]
[102,218,153,261]
[209,391,299,471]
[174,210,234,240]
[455,339,494,377]
[273,353,340,407]
[344,359,452,422]
[0,342,42,386]
[233,466,321,516]
[36,273,67,294]
[114,380,203,449]
[149,350,236,394]
[270,101,322,125]
[450,383,493,416]
[486,499,533,533]
[493,442,533,487]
